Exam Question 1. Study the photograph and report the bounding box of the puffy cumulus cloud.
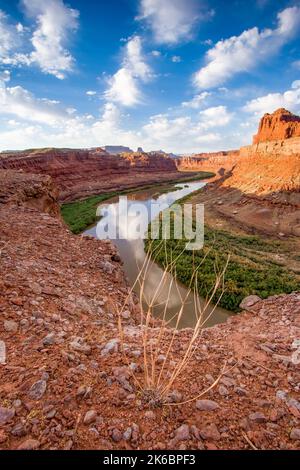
[125,36,152,80]
[243,81,300,116]
[21,0,79,79]
[198,106,232,128]
[143,114,192,141]
[86,90,97,96]
[0,1,78,79]
[105,36,152,107]
[181,92,211,109]
[0,72,140,150]
[0,75,71,125]
[137,0,212,45]
[140,107,234,152]
[194,6,300,89]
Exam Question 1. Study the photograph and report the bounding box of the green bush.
[145,222,299,313]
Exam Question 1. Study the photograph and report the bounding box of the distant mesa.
[253,108,300,144]
[104,145,133,154]
[149,149,179,159]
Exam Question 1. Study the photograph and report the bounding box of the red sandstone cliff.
[253,108,300,144]
[0,149,182,202]
[223,109,300,197]
[177,151,239,176]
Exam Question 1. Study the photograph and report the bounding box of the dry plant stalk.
[117,239,230,407]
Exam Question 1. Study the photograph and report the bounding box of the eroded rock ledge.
[0,169,299,450]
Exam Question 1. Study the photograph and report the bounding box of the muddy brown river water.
[84,181,232,328]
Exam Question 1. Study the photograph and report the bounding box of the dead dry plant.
[116,239,231,407]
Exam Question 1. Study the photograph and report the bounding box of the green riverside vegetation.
[61,172,214,234]
[146,196,299,313]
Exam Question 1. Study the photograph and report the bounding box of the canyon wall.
[223,110,300,197]
[221,149,300,197]
[240,136,300,158]
[177,150,240,176]
[0,149,182,202]
[178,109,300,192]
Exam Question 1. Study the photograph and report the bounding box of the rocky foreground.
[0,170,299,450]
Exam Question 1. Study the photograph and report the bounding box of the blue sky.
[0,0,300,153]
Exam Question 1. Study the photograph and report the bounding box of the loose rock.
[28,380,47,400]
[196,399,220,411]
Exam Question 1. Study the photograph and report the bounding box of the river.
[84,180,232,328]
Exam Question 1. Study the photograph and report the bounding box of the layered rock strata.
[0,149,184,202]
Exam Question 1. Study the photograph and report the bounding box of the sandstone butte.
[253,108,300,144]
[0,169,299,450]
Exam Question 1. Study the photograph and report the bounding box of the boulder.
[240,295,261,311]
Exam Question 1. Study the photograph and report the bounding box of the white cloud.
[125,36,152,80]
[171,55,181,63]
[181,92,211,109]
[0,72,234,154]
[0,76,229,153]
[141,110,227,151]
[105,36,152,107]
[243,81,300,116]
[0,75,70,124]
[151,50,161,57]
[194,6,300,89]
[199,106,232,128]
[292,80,300,89]
[22,0,79,79]
[0,70,10,82]
[0,2,78,78]
[137,0,212,45]
[16,23,25,33]
[105,68,142,107]
[0,10,25,64]
[0,11,14,58]
[86,90,97,96]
